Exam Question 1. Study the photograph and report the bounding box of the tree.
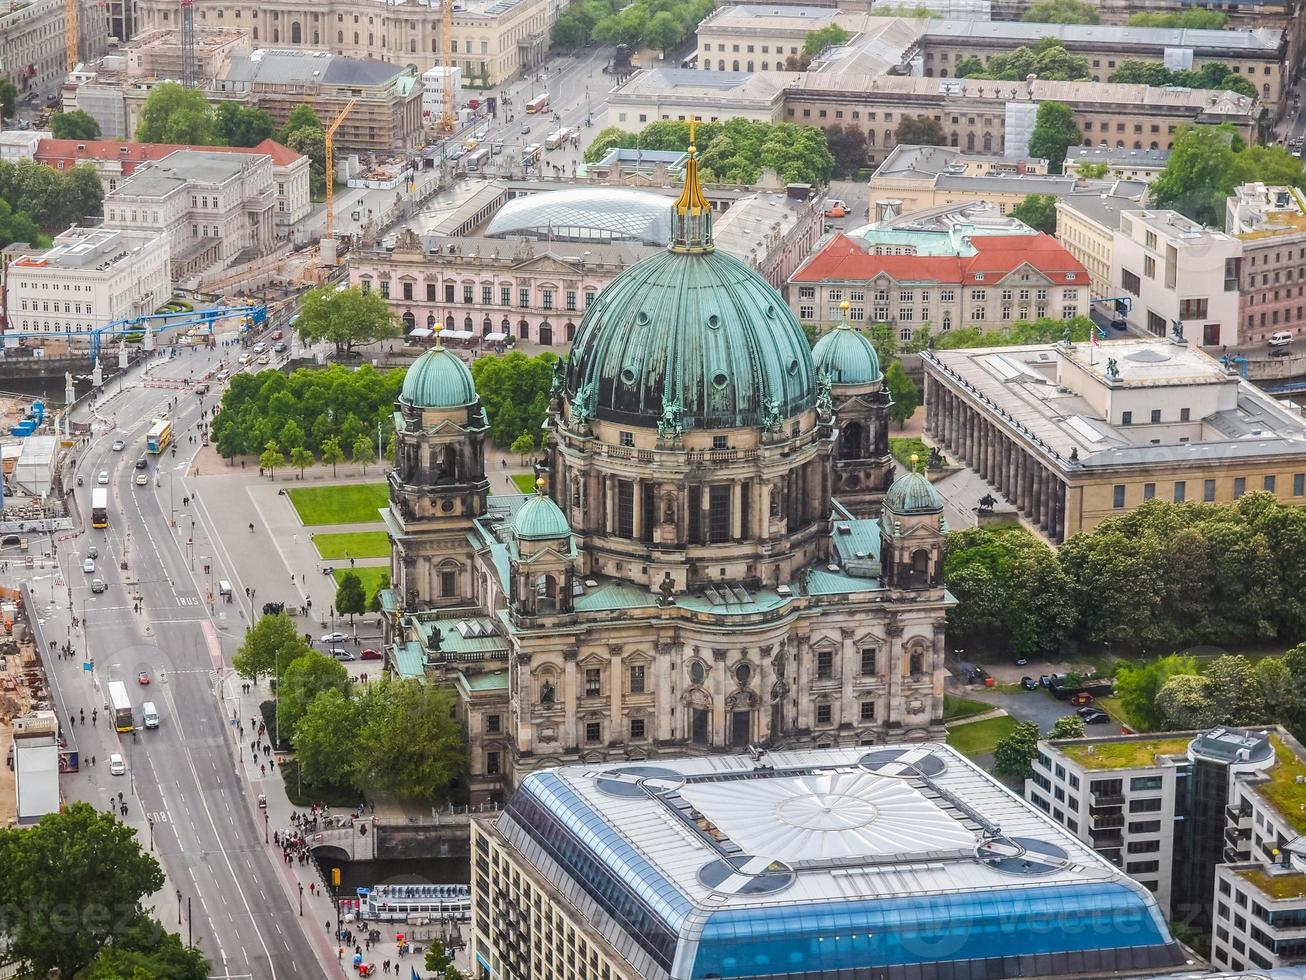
[1049,715,1085,739]
[1113,654,1198,731]
[583,125,638,164]
[82,918,208,980]
[1012,193,1057,234]
[1203,655,1263,725]
[321,435,345,476]
[215,101,275,147]
[885,361,919,428]
[353,680,466,801]
[50,109,102,140]
[232,612,311,682]
[944,525,1074,657]
[803,23,850,59]
[368,571,392,612]
[645,10,684,54]
[0,198,42,249]
[470,350,558,448]
[290,445,314,478]
[1022,0,1098,22]
[424,939,464,980]
[0,158,103,231]
[1110,60,1256,99]
[259,440,283,478]
[1028,100,1080,174]
[958,41,1090,83]
[1156,673,1220,730]
[0,803,168,979]
[279,652,351,736]
[993,720,1042,780]
[510,432,535,464]
[1074,161,1109,179]
[336,571,367,625]
[352,434,375,475]
[135,82,220,144]
[824,124,870,177]
[1150,123,1241,225]
[552,7,593,48]
[0,80,16,124]
[1127,8,1227,27]
[285,126,327,195]
[1255,656,1297,729]
[295,284,400,355]
[294,688,361,788]
[894,115,947,147]
[279,103,324,143]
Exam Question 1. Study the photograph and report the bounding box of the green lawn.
[889,436,929,467]
[288,483,388,525]
[313,531,390,560]
[946,716,1019,759]
[943,694,992,722]
[510,473,538,493]
[332,565,390,603]
[1059,736,1192,770]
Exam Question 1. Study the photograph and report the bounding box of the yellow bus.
[91,488,108,528]
[146,418,172,454]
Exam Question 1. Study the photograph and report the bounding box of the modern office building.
[377,149,938,803]
[1031,727,1306,973]
[788,231,1090,330]
[922,337,1306,540]
[470,745,1186,980]
[4,227,172,336]
[1055,182,1152,298]
[1112,209,1243,348]
[1225,183,1306,348]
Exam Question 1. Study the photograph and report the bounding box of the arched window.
[337,30,343,42]
[518,319,530,340]
[966,132,975,151]
[539,321,553,345]
[464,315,473,331]
[982,132,992,153]
[565,321,575,341]
[271,27,279,41]
[402,311,415,330]
[732,60,739,70]
[483,317,492,335]
[501,317,510,334]
[839,421,863,461]
[717,60,725,70]
[427,313,436,328]
[445,314,455,330]
[290,21,301,42]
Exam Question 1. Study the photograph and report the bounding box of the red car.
[137,670,151,685]
[270,329,284,340]
[360,648,383,661]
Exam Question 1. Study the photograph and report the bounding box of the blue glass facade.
[689,883,1175,979]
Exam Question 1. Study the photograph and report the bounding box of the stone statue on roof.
[815,371,834,420]
[657,572,676,607]
[656,397,684,440]
[760,396,783,432]
[1170,319,1184,342]
[570,382,595,427]
[1106,357,1120,380]
[549,355,566,401]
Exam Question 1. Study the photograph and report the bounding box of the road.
[25,328,335,980]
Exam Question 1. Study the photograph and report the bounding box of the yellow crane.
[324,97,357,248]
[64,0,78,70]
[438,0,455,134]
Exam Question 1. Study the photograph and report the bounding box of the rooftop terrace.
[1058,736,1194,771]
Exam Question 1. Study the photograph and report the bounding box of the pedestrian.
[90,755,95,767]
[260,762,266,776]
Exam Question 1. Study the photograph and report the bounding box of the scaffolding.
[180,0,196,88]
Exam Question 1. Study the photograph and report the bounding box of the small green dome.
[400,346,477,409]
[513,490,572,541]
[884,470,943,515]
[812,321,881,386]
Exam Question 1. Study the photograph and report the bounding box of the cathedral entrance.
[691,708,709,745]
[730,711,750,747]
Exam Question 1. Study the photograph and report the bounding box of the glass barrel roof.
[483,188,673,245]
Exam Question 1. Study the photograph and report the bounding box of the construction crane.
[64,0,78,70]
[324,98,357,246]
[0,305,267,362]
[438,0,455,134]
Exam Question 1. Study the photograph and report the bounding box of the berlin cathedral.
[379,142,953,803]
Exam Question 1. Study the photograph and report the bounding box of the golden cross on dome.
[687,115,698,150]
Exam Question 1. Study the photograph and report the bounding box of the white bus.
[108,681,134,732]
[91,488,109,528]
[466,147,490,173]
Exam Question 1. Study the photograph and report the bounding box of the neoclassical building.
[380,146,950,804]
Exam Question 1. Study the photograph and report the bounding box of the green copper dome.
[513,490,572,541]
[812,321,881,386]
[565,248,815,429]
[400,345,477,409]
[884,470,944,515]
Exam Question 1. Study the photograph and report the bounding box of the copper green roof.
[565,246,815,429]
[884,470,943,515]
[512,491,572,540]
[400,344,477,409]
[812,322,881,386]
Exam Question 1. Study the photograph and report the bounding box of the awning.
[408,327,432,338]
[483,332,507,341]
[442,329,474,340]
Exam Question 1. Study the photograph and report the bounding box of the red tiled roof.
[791,232,1088,286]
[34,137,305,172]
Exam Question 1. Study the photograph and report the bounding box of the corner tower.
[387,326,490,610]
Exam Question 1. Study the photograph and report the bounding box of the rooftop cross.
[670,115,714,253]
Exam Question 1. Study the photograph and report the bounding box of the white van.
[1269,330,1294,347]
[218,580,233,601]
[142,701,159,729]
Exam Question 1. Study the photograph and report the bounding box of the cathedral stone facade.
[380,146,952,805]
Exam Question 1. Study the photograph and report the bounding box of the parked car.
[1070,692,1095,707]
[1021,676,1038,690]
[824,200,849,218]
[111,439,126,452]
[1014,656,1028,666]
[328,648,356,661]
[1079,708,1110,725]
[109,753,126,775]
[82,558,95,573]
[1269,330,1294,347]
[360,648,383,661]
[320,631,348,644]
[1039,674,1052,688]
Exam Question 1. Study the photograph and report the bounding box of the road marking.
[176,595,200,606]
[149,810,170,823]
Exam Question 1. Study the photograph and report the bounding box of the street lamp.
[148,815,154,852]
[298,882,304,917]
[263,808,269,844]
[176,889,182,925]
